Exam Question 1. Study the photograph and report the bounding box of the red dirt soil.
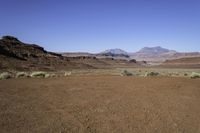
[0,76,200,133]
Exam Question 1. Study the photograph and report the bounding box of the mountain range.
[63,46,200,62]
[129,46,200,62]
[0,36,141,71]
[1,35,200,71]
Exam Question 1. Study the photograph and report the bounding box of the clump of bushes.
[190,72,200,79]
[0,72,12,80]
[16,72,29,78]
[44,73,50,78]
[64,71,72,76]
[30,71,47,78]
[144,71,159,77]
[121,70,133,76]
[0,71,58,80]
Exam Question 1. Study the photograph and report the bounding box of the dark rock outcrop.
[0,36,51,60]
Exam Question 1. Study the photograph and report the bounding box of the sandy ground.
[0,76,200,133]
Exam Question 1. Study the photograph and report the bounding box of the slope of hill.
[160,57,200,68]
[0,36,62,60]
[61,52,94,57]
[0,36,95,71]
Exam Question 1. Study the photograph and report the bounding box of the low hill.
[0,36,95,71]
[0,36,62,60]
[160,57,200,68]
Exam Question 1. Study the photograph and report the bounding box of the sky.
[0,0,200,53]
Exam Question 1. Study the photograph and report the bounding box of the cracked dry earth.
[0,76,200,133]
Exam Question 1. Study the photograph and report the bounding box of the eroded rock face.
[0,36,70,71]
[0,36,49,60]
[0,35,99,71]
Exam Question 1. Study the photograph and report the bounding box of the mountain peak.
[138,46,175,54]
[2,36,21,42]
[99,48,129,58]
[129,46,179,61]
[101,48,128,55]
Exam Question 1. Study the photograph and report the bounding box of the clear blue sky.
[0,0,200,53]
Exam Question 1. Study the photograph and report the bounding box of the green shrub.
[145,71,159,77]
[16,72,29,78]
[0,72,12,80]
[30,71,47,78]
[121,70,133,76]
[190,72,200,79]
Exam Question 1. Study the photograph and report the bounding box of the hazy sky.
[0,0,200,53]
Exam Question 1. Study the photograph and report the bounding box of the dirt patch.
[0,76,200,133]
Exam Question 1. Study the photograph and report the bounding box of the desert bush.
[172,72,179,76]
[44,73,50,78]
[16,72,29,78]
[167,72,178,77]
[145,71,159,77]
[64,71,72,76]
[121,70,133,76]
[50,73,56,77]
[0,72,12,80]
[30,71,47,78]
[190,72,200,79]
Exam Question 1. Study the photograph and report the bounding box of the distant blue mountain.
[99,48,129,58]
[137,46,176,54]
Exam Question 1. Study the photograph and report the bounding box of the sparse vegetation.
[44,73,50,78]
[121,70,133,76]
[0,72,12,80]
[30,71,47,78]
[16,72,29,78]
[64,71,72,76]
[190,72,200,79]
[172,72,179,76]
[144,71,159,77]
